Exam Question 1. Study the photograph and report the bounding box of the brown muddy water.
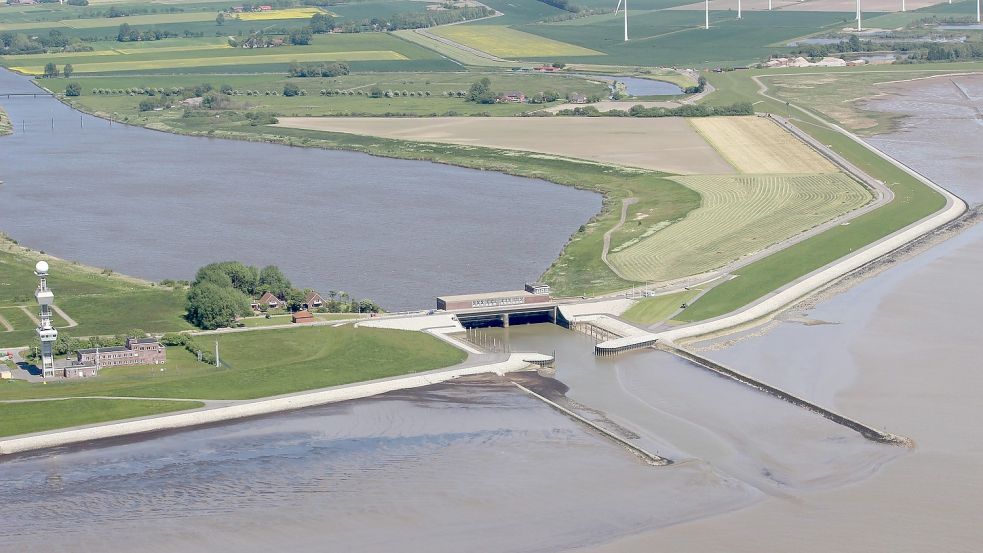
[585,72,983,553]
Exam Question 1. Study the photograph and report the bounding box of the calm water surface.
[0,69,601,310]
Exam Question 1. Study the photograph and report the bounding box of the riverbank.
[0,105,10,136]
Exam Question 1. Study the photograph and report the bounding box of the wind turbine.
[615,0,629,41]
[705,0,710,28]
[738,0,742,18]
[856,0,862,30]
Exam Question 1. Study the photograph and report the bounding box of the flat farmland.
[273,116,735,175]
[238,7,328,20]
[607,173,872,282]
[429,25,606,58]
[515,10,854,66]
[691,116,838,174]
[54,72,610,116]
[0,11,222,32]
[3,34,443,75]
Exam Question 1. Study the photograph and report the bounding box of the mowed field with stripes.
[608,173,872,282]
[607,116,871,283]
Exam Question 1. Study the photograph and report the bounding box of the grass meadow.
[0,240,192,348]
[0,398,203,438]
[0,325,466,401]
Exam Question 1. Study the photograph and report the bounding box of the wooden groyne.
[661,344,913,448]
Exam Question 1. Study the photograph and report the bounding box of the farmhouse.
[292,310,315,324]
[498,91,526,103]
[259,5,272,10]
[257,291,285,309]
[302,291,323,310]
[568,93,588,104]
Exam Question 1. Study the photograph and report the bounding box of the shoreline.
[0,353,537,456]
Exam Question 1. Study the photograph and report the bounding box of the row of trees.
[535,0,583,13]
[287,61,350,77]
[552,102,754,118]
[116,23,179,42]
[0,30,93,56]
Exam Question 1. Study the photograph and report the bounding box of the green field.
[4,33,450,75]
[608,173,872,282]
[47,71,610,117]
[621,289,700,325]
[0,325,466,401]
[673,65,969,320]
[405,6,884,67]
[0,240,192,347]
[430,25,606,58]
[0,398,203,438]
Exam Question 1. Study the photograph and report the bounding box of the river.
[0,69,601,311]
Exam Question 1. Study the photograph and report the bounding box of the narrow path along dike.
[661,344,913,447]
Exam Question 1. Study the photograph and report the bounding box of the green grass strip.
[0,398,203,438]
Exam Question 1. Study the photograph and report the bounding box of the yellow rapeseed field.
[238,8,329,21]
[430,25,604,58]
[690,116,838,174]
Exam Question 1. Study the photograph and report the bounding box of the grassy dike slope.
[0,326,467,401]
[676,66,966,321]
[0,399,204,438]
[0,237,192,346]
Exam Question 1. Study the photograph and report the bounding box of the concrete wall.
[0,355,533,456]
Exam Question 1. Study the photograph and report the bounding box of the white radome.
[35,260,49,273]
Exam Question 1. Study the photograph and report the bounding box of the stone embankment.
[0,354,535,456]
[662,344,913,447]
[511,381,671,466]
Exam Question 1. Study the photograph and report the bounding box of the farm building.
[292,310,315,324]
[302,291,323,310]
[498,91,526,103]
[436,290,550,311]
[568,93,588,104]
[256,291,285,310]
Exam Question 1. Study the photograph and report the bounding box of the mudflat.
[274,116,736,175]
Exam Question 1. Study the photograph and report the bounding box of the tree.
[43,62,58,78]
[117,23,132,42]
[848,34,862,52]
[63,64,74,79]
[194,261,258,295]
[216,12,226,26]
[65,82,82,97]
[186,282,252,330]
[466,77,496,104]
[282,83,301,97]
[310,12,335,33]
[284,288,305,312]
[258,265,292,297]
[288,27,312,46]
